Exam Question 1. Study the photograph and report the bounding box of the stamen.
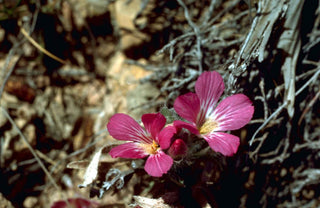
[151,140,160,151]
[199,119,218,135]
[140,140,160,155]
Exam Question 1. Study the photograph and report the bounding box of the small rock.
[23,196,37,208]
[0,192,14,208]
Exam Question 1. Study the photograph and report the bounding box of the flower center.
[199,119,218,135]
[141,140,160,155]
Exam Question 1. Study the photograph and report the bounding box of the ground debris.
[0,0,320,207]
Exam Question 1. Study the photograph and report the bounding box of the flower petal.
[107,113,152,143]
[173,120,199,135]
[51,198,98,208]
[141,113,166,140]
[158,125,177,149]
[174,92,200,123]
[212,94,254,131]
[195,71,225,122]
[144,151,173,177]
[109,142,149,159]
[203,132,240,156]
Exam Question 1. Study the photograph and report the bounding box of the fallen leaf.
[78,147,104,188]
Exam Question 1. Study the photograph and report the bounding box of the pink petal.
[174,92,200,123]
[212,94,254,131]
[51,198,98,208]
[107,113,152,143]
[195,71,225,123]
[144,151,173,177]
[109,142,149,159]
[158,125,177,149]
[141,113,166,140]
[203,132,240,156]
[173,120,199,135]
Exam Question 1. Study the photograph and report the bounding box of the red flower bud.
[168,139,187,158]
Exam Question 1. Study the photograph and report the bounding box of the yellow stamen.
[199,119,218,135]
[140,140,160,155]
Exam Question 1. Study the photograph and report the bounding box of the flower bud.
[168,139,187,159]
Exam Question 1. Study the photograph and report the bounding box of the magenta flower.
[173,71,254,156]
[51,198,98,208]
[107,113,174,177]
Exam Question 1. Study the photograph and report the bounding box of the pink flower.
[173,71,254,156]
[51,197,98,208]
[107,113,174,177]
